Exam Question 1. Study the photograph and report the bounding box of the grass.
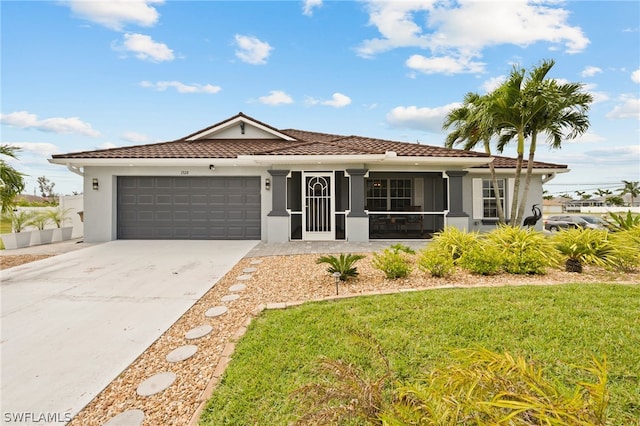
[199,284,640,425]
[0,218,11,249]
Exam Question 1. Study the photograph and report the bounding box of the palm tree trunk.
[516,133,538,225]
[509,131,525,226]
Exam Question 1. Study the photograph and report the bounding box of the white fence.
[15,195,84,238]
[580,206,640,214]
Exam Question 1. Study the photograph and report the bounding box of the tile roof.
[51,113,567,170]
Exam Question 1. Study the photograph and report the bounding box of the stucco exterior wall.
[82,165,272,243]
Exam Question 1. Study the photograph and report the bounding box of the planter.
[31,229,55,246]
[0,231,33,250]
[52,226,73,242]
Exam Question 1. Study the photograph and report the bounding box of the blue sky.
[2,0,639,197]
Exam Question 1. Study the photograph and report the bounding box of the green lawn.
[0,218,10,249]
[200,284,640,425]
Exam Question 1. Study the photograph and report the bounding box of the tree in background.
[37,176,57,202]
[0,145,26,213]
[620,180,639,206]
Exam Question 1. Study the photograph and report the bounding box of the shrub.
[417,246,455,278]
[552,228,619,273]
[603,228,640,272]
[315,253,366,281]
[28,211,51,230]
[607,211,640,231]
[372,248,412,279]
[380,349,609,425]
[430,226,480,262]
[458,240,503,275]
[388,243,416,255]
[486,225,558,275]
[1,210,35,233]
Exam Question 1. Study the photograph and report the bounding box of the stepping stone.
[166,345,198,363]
[136,372,176,396]
[185,324,213,340]
[102,409,145,426]
[221,294,240,302]
[243,267,258,273]
[237,274,252,281]
[250,259,262,265]
[229,283,247,292]
[205,306,228,317]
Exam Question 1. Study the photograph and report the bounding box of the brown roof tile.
[51,113,567,170]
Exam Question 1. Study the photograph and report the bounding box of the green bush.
[458,241,503,275]
[372,248,412,279]
[380,349,609,425]
[607,211,640,231]
[552,228,620,273]
[417,246,455,278]
[430,226,480,262]
[606,227,640,272]
[486,225,558,275]
[315,253,366,281]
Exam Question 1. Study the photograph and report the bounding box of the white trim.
[302,171,335,241]
[472,178,483,220]
[185,116,296,141]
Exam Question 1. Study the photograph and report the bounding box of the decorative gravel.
[67,254,639,426]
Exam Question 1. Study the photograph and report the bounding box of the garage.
[117,176,261,240]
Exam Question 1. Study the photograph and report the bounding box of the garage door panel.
[118,176,260,240]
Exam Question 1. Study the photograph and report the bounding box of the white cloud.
[66,0,163,31]
[115,33,174,62]
[303,0,322,16]
[140,80,221,94]
[581,66,602,77]
[0,111,101,137]
[306,93,352,108]
[258,90,294,105]
[121,131,151,143]
[386,103,461,133]
[481,75,507,93]
[406,54,485,75]
[98,142,119,150]
[357,1,589,75]
[632,69,640,83]
[606,95,640,120]
[234,34,273,65]
[12,142,60,158]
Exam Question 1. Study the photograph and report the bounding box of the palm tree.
[493,59,592,225]
[620,180,640,206]
[0,145,26,213]
[443,92,506,223]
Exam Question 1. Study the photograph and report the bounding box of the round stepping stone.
[136,372,176,396]
[250,259,263,265]
[205,306,228,317]
[229,283,247,292]
[102,409,145,426]
[185,324,213,340]
[221,294,240,302]
[243,267,258,273]
[237,274,252,281]
[166,345,198,363]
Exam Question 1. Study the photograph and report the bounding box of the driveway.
[0,240,257,424]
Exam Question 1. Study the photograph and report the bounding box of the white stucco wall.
[82,165,272,243]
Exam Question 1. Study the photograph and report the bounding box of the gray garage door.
[117,176,261,240]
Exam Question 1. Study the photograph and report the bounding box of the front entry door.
[302,172,334,240]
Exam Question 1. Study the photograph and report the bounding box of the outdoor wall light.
[265,178,271,190]
[92,178,99,191]
[209,164,215,171]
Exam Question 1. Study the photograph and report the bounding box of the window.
[482,179,505,218]
[366,178,412,211]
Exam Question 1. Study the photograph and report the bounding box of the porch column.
[445,170,469,231]
[267,169,289,243]
[346,168,369,241]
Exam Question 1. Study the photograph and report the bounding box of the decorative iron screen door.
[302,172,334,240]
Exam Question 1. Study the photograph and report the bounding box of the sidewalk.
[0,238,94,257]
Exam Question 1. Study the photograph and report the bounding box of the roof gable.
[184,112,295,141]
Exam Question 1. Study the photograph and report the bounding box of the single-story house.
[50,112,568,243]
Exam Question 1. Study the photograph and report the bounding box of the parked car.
[543,215,610,231]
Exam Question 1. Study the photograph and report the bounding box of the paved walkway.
[245,240,430,257]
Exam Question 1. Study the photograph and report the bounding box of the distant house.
[49,113,568,243]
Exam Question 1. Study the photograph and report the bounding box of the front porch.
[267,169,466,242]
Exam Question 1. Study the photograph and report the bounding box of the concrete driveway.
[0,240,257,424]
